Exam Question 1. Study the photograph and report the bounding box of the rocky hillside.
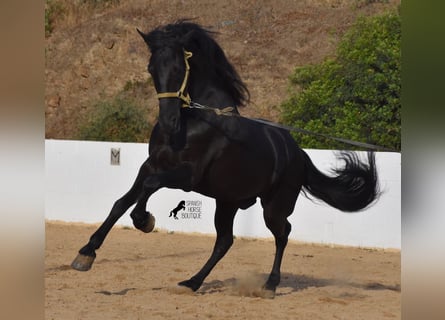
[45,0,399,140]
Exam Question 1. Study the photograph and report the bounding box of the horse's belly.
[195,154,274,200]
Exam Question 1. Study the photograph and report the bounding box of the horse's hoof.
[260,284,276,299]
[71,253,95,271]
[178,278,201,292]
[140,214,156,233]
[259,288,276,299]
[168,285,195,295]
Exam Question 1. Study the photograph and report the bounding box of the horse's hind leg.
[71,159,152,271]
[260,185,300,297]
[178,201,238,291]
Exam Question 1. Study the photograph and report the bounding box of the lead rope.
[187,101,396,152]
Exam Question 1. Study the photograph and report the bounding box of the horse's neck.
[186,80,244,142]
[190,79,238,111]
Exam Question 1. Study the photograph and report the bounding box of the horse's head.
[138,21,250,135]
[138,28,192,135]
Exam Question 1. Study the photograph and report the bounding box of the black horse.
[71,21,379,297]
[169,200,186,219]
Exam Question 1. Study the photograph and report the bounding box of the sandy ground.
[45,221,400,320]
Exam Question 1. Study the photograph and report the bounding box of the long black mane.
[144,21,250,107]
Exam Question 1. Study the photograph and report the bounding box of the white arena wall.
[45,139,401,249]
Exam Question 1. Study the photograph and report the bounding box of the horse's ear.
[136,28,150,47]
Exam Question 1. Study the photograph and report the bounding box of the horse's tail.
[301,150,380,212]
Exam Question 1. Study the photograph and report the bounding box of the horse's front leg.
[130,164,193,233]
[178,201,238,291]
[71,158,153,271]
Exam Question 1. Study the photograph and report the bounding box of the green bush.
[78,97,151,143]
[281,12,401,151]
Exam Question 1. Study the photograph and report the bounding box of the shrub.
[78,97,151,143]
[281,12,401,151]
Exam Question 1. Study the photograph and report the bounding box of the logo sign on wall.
[110,148,120,165]
[169,200,203,220]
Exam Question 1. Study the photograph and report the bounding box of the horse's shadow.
[198,272,400,297]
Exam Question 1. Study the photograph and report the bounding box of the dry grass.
[46,0,120,33]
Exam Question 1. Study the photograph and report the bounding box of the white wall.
[45,140,401,249]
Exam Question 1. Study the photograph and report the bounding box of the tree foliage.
[281,12,401,151]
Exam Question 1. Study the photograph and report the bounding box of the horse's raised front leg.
[71,158,152,271]
[178,201,238,291]
[130,164,193,233]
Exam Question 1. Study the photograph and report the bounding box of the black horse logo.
[169,200,186,219]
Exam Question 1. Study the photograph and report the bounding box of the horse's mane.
[145,20,250,107]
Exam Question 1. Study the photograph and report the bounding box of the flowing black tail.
[302,151,380,212]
